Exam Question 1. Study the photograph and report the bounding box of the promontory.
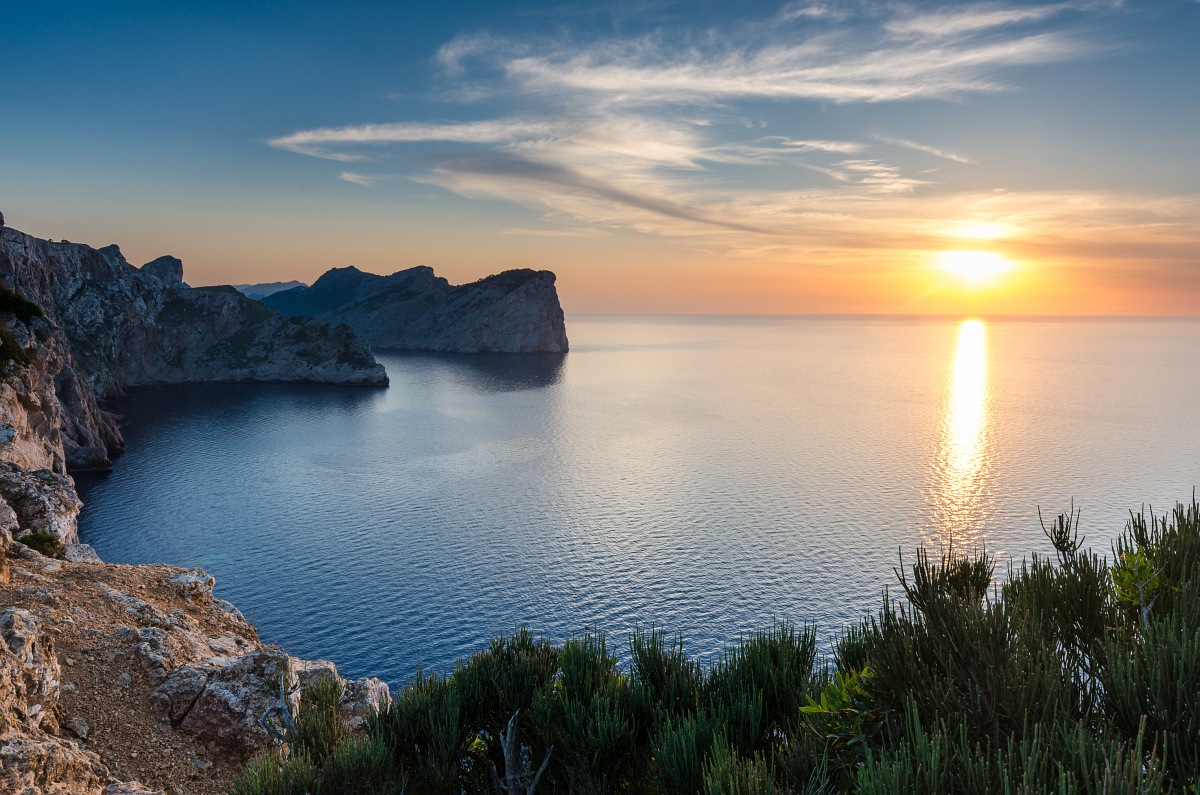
[263,265,569,354]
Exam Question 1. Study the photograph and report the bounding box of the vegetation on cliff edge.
[232,496,1199,794]
[0,287,45,365]
[0,287,46,324]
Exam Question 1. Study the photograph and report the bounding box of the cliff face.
[0,214,393,794]
[264,265,569,354]
[0,313,73,475]
[0,226,388,470]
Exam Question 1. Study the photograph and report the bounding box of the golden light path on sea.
[932,319,992,549]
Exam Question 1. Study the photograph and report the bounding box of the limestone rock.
[0,315,73,474]
[340,675,393,731]
[119,626,176,683]
[176,649,293,756]
[138,255,183,287]
[152,650,392,756]
[0,462,82,545]
[152,664,210,724]
[290,658,391,730]
[64,543,102,563]
[169,568,214,604]
[0,736,109,794]
[63,714,90,740]
[265,264,569,354]
[0,493,18,541]
[0,608,61,736]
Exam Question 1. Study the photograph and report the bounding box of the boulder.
[169,568,215,604]
[64,543,103,563]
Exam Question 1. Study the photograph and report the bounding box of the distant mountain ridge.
[233,280,306,300]
[263,265,568,354]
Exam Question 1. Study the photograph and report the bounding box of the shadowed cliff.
[264,265,569,354]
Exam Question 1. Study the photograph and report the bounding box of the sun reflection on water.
[931,320,992,548]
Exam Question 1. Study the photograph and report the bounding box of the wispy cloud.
[494,31,1083,105]
[875,135,977,164]
[422,152,773,234]
[339,171,376,186]
[778,3,849,22]
[269,1,1127,250]
[272,120,560,161]
[884,3,1071,38]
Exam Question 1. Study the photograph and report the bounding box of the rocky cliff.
[0,213,394,793]
[264,265,569,354]
[0,223,387,471]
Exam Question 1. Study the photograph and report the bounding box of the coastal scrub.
[232,497,1199,794]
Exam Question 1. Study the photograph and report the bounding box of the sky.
[1,0,1197,315]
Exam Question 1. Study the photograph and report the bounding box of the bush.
[0,326,28,365]
[18,531,64,559]
[0,287,45,324]
[229,495,1200,794]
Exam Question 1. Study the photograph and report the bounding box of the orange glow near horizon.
[11,202,1196,317]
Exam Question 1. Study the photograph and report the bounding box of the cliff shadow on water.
[92,381,391,433]
[382,350,567,394]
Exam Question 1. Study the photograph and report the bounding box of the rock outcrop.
[2,546,391,794]
[0,224,388,470]
[0,462,82,545]
[264,264,569,354]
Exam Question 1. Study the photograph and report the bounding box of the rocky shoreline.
[0,216,393,794]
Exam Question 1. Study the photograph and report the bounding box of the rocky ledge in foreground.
[263,264,569,354]
[0,221,387,471]
[1,545,389,795]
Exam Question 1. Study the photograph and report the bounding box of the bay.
[75,315,1200,683]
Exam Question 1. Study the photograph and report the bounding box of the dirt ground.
[2,552,265,794]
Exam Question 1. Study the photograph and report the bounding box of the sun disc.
[938,251,1010,284]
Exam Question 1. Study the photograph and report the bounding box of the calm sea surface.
[76,316,1200,683]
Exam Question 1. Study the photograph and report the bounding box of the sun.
[937,251,1011,285]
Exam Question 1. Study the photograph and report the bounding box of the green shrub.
[654,713,716,794]
[707,621,819,755]
[228,752,320,795]
[702,739,776,795]
[630,627,702,719]
[0,288,45,323]
[290,675,349,765]
[19,531,64,559]
[0,326,28,365]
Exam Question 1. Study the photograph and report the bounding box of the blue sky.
[2,1,1197,313]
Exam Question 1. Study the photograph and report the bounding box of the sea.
[75,315,1200,684]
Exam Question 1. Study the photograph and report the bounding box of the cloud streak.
[875,135,978,164]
